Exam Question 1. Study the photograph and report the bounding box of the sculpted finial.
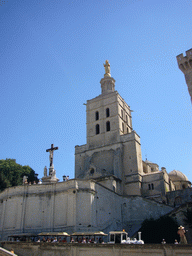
[103,60,111,77]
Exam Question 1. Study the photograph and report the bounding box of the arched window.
[148,184,151,190]
[106,108,110,117]
[122,122,124,133]
[95,111,99,121]
[96,124,100,134]
[106,121,110,132]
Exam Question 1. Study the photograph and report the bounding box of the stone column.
[177,49,192,102]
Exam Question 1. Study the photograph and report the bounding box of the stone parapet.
[2,242,192,256]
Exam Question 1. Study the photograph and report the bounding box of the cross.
[46,144,59,167]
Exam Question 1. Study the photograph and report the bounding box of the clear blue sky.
[0,0,192,182]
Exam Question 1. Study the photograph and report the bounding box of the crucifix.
[46,144,59,167]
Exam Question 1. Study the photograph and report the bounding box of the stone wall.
[0,179,173,241]
[2,242,192,256]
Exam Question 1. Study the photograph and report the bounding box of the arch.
[106,108,110,117]
[106,121,110,132]
[95,111,99,121]
[96,124,100,134]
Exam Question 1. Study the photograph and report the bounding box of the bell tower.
[177,48,192,102]
[86,60,133,149]
[75,61,143,196]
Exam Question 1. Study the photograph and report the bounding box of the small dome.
[169,170,189,182]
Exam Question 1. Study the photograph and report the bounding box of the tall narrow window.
[106,121,110,132]
[95,111,99,121]
[122,122,124,133]
[96,124,100,134]
[151,183,154,190]
[121,109,123,119]
[148,184,151,190]
[106,108,110,117]
[126,115,128,124]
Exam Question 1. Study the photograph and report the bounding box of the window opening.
[95,111,99,121]
[96,124,100,134]
[106,108,110,117]
[106,121,110,132]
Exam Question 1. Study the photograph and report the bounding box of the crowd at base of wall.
[1,242,192,256]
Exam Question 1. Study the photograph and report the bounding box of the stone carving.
[177,225,188,244]
[44,166,47,177]
[104,60,111,77]
[46,144,59,167]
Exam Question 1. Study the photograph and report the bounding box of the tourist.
[52,237,57,243]
[82,237,86,243]
[62,237,67,243]
[174,239,179,244]
[161,239,166,244]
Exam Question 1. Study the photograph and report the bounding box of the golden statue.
[104,60,111,77]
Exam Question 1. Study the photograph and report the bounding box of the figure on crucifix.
[46,144,59,167]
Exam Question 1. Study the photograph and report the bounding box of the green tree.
[0,159,39,192]
[140,216,179,243]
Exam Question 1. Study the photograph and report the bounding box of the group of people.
[37,237,68,243]
[36,236,103,244]
[161,225,188,245]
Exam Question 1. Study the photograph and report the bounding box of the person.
[37,238,41,242]
[42,237,46,242]
[174,239,179,244]
[177,225,188,244]
[62,237,67,243]
[82,237,86,243]
[10,249,14,254]
[52,237,57,243]
[161,239,166,244]
[71,237,74,243]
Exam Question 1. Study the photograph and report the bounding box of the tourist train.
[7,230,144,244]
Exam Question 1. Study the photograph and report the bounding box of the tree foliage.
[0,159,39,192]
[140,216,179,244]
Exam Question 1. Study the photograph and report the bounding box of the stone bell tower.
[177,48,192,102]
[75,61,143,196]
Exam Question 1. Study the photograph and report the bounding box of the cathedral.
[0,56,191,241]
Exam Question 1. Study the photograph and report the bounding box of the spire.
[100,60,115,94]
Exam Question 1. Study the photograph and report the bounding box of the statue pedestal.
[42,166,59,184]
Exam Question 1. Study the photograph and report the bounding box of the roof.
[38,232,70,236]
[109,231,128,235]
[169,170,189,182]
[71,231,108,236]
[8,233,37,237]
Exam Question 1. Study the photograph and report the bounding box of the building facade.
[0,59,191,241]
